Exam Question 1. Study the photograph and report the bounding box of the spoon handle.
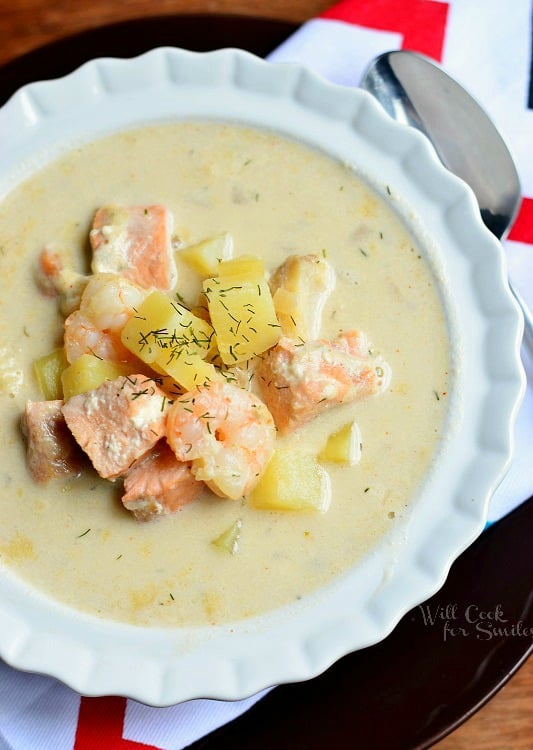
[360,50,532,351]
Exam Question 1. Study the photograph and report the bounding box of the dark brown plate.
[0,15,531,749]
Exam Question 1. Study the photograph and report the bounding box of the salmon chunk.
[257,332,390,433]
[21,400,83,482]
[62,375,169,479]
[122,441,203,521]
[90,205,177,292]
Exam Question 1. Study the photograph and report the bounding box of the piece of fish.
[257,331,390,433]
[36,247,89,316]
[90,204,177,292]
[122,441,203,521]
[270,254,335,341]
[62,374,169,479]
[21,400,83,482]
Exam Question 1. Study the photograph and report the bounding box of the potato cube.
[218,255,265,281]
[158,351,223,391]
[34,348,68,400]
[203,277,281,365]
[61,354,132,401]
[248,449,330,512]
[318,421,362,466]
[178,233,234,277]
[121,291,214,364]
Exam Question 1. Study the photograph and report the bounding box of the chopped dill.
[131,389,150,400]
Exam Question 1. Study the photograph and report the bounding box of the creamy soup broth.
[0,122,449,626]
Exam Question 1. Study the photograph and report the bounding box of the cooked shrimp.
[64,311,129,364]
[257,331,390,433]
[63,273,146,364]
[90,204,177,291]
[36,247,89,316]
[122,441,203,521]
[166,381,276,499]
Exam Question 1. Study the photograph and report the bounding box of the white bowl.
[0,47,525,705]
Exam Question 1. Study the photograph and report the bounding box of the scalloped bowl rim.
[0,47,525,705]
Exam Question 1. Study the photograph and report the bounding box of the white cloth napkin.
[1,0,531,747]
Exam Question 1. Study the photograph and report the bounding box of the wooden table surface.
[0,1,531,748]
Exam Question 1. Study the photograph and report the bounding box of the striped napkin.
[0,0,531,747]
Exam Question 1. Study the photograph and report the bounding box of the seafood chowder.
[0,123,450,627]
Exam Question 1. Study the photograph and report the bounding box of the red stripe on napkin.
[74,696,160,750]
[508,197,533,244]
[320,0,449,60]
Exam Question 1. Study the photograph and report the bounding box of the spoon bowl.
[360,50,532,343]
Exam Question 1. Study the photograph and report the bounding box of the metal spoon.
[360,50,532,346]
